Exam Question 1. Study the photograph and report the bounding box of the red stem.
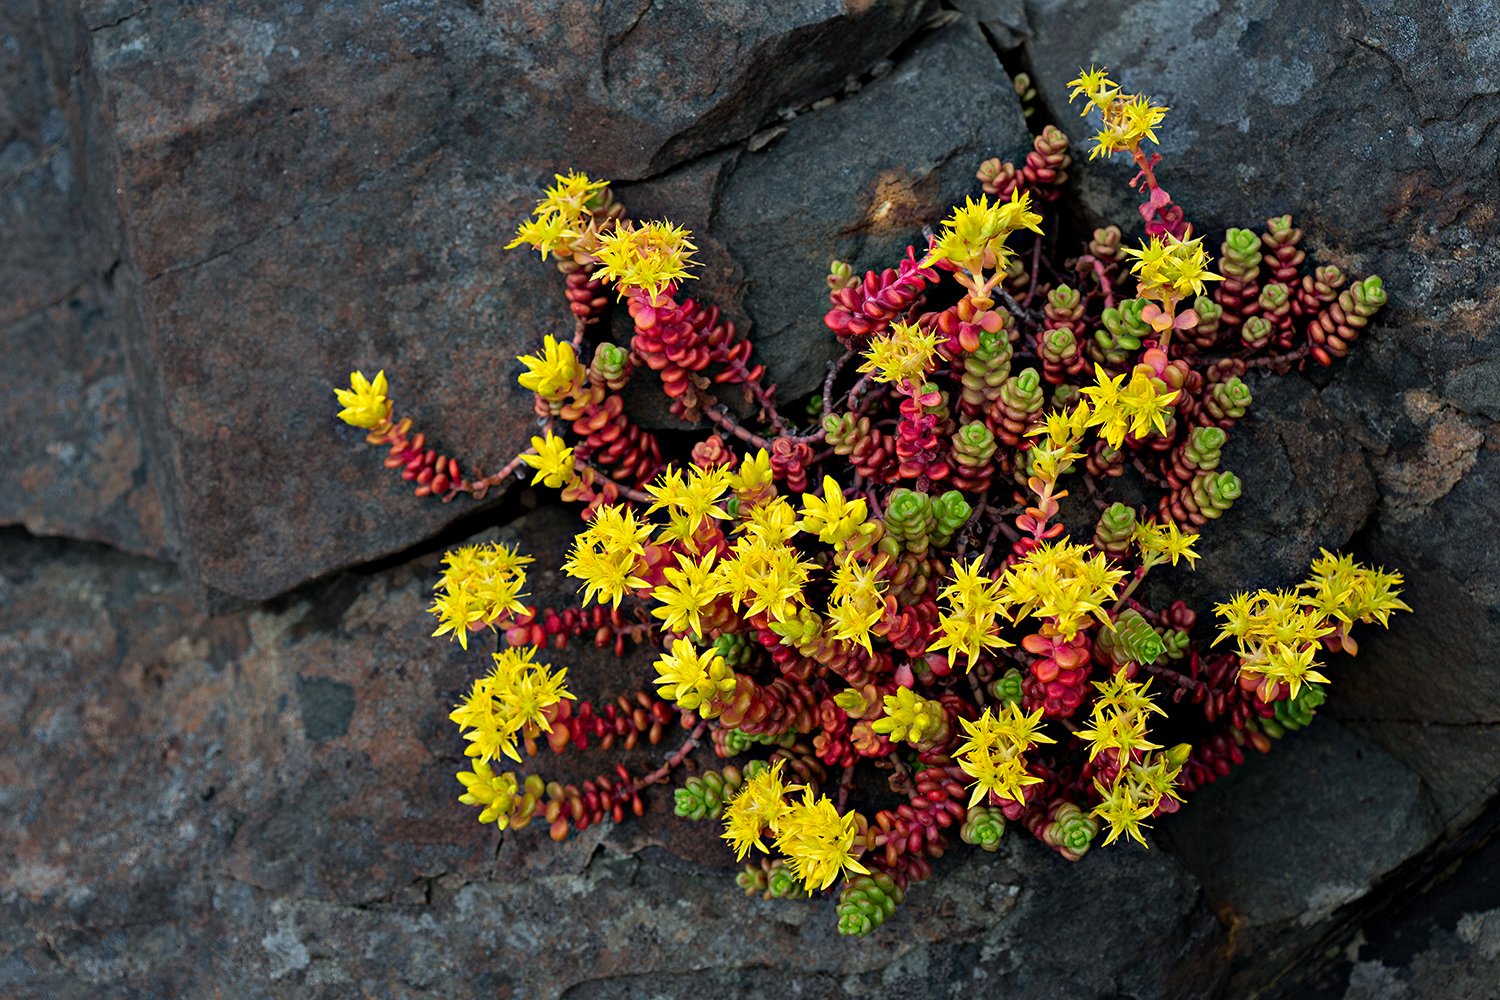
[633,719,709,792]
[1022,236,1045,309]
[1078,255,1116,310]
[704,405,773,451]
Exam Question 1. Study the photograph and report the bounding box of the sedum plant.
[332,68,1407,934]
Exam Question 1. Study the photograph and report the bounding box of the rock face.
[0,516,1226,1000]
[1021,0,1500,829]
[708,15,1031,398]
[1286,802,1500,1000]
[617,15,1034,404]
[0,2,163,556]
[71,0,939,603]
[6,0,1500,995]
[1161,721,1441,994]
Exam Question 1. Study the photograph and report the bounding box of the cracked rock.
[0,517,1226,999]
[706,15,1032,399]
[74,0,932,602]
[0,2,164,556]
[1023,0,1500,831]
[1160,721,1441,996]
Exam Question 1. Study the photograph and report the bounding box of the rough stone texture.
[1160,722,1441,993]
[708,15,1031,398]
[75,0,935,603]
[1022,0,1500,829]
[1283,803,1500,1000]
[0,1,164,556]
[9,0,1500,994]
[949,0,1031,49]
[1157,374,1379,609]
[1,2,85,324]
[616,15,1033,410]
[0,517,1227,999]
[2,288,166,556]
[1337,914,1500,1000]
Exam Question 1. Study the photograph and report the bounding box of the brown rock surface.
[1022,0,1500,830]
[72,0,942,604]
[7,0,1500,994]
[0,512,1228,999]
[0,1,163,556]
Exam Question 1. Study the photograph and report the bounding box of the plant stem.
[633,719,708,792]
[1244,344,1310,368]
[704,405,772,451]
[1022,236,1045,309]
[822,350,855,426]
[454,449,533,501]
[1077,254,1116,309]
[1110,564,1153,614]
[584,462,653,503]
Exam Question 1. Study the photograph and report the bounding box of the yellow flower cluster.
[929,556,1014,668]
[870,687,946,745]
[722,760,869,890]
[521,431,577,489]
[1002,539,1128,640]
[651,550,724,639]
[504,170,610,260]
[738,494,799,543]
[449,646,575,763]
[728,448,775,506]
[1302,549,1410,629]
[919,190,1044,280]
[429,541,533,649]
[774,789,871,891]
[1132,519,1200,569]
[798,475,880,552]
[454,761,540,828]
[334,370,392,430]
[1077,672,1186,846]
[1081,364,1180,448]
[517,334,583,403]
[723,760,792,860]
[653,637,737,715]
[1024,406,1090,486]
[646,464,732,546]
[561,504,653,607]
[720,533,815,623]
[1214,589,1333,699]
[955,704,1055,807]
[555,461,868,644]
[593,220,698,299]
[1123,233,1222,316]
[1074,672,1165,762]
[1091,747,1187,847]
[856,320,941,387]
[1215,553,1407,698]
[1065,66,1170,161]
[826,558,887,652]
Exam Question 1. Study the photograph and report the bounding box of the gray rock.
[1,287,167,557]
[1272,798,1500,999]
[950,0,1032,49]
[1157,374,1378,610]
[1023,0,1500,832]
[70,0,934,603]
[0,520,1226,1000]
[1,0,88,324]
[81,0,932,278]
[0,2,164,556]
[614,15,1035,409]
[709,15,1033,399]
[1160,721,1441,993]
[1340,918,1500,1000]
